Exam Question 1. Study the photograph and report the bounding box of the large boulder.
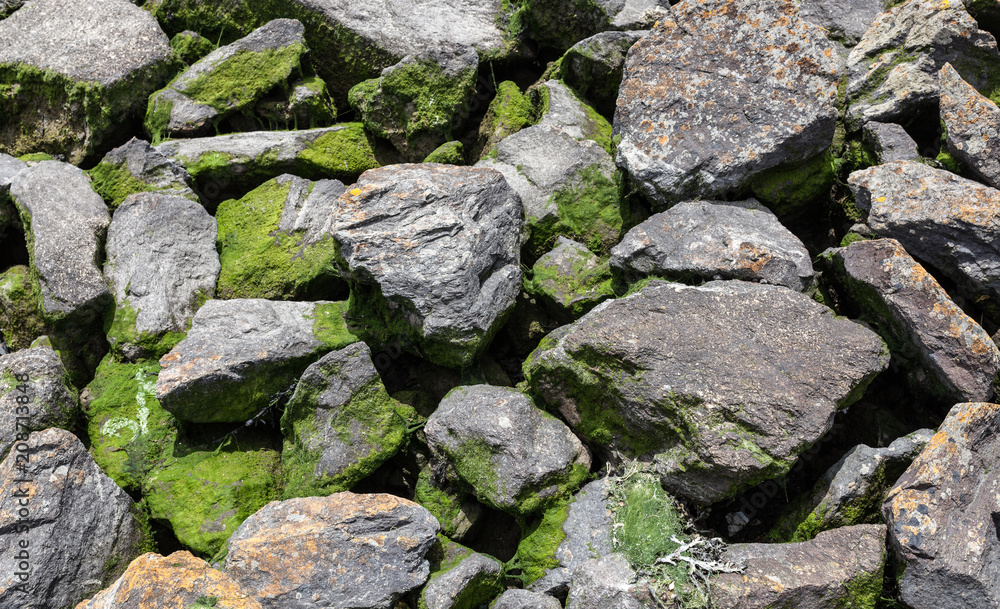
[0,344,78,459]
[939,62,1000,189]
[524,280,889,504]
[614,0,842,207]
[87,137,201,209]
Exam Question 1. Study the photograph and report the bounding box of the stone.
[421,552,503,609]
[528,237,614,320]
[939,62,1000,189]
[797,0,889,46]
[559,30,647,118]
[824,238,1000,402]
[250,76,337,131]
[845,0,1000,129]
[883,401,1000,608]
[280,342,410,498]
[413,469,485,543]
[711,524,887,608]
[0,153,26,196]
[493,589,563,609]
[87,137,201,209]
[104,192,220,361]
[537,80,613,151]
[0,0,22,19]
[0,0,173,163]
[524,280,889,504]
[225,492,440,609]
[0,428,145,609]
[0,345,78,459]
[524,0,666,50]
[610,199,815,291]
[614,0,842,208]
[565,554,652,609]
[425,384,591,515]
[76,551,262,609]
[332,164,522,368]
[215,174,345,300]
[862,121,922,164]
[155,299,358,423]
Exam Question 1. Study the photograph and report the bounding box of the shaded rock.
[712,524,887,608]
[0,428,145,609]
[332,164,522,368]
[614,0,842,207]
[169,30,217,65]
[104,192,219,361]
[215,174,345,300]
[845,0,1000,129]
[225,492,440,609]
[77,551,262,609]
[413,468,485,543]
[424,140,466,164]
[493,589,563,609]
[0,0,23,19]
[155,299,358,423]
[824,238,1000,402]
[862,121,922,164]
[524,280,889,504]
[883,401,1000,609]
[565,554,652,609]
[0,0,173,163]
[0,344,78,459]
[87,137,201,209]
[797,0,889,46]
[528,237,614,320]
[474,81,537,160]
[0,152,26,195]
[421,551,503,609]
[939,62,1000,189]
[248,75,337,131]
[0,266,46,352]
[524,0,666,50]
[559,30,647,118]
[610,199,815,291]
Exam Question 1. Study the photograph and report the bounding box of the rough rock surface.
[88,138,201,208]
[560,31,647,118]
[425,384,590,515]
[610,199,815,291]
[525,280,889,504]
[0,153,26,193]
[156,299,358,423]
[524,0,665,49]
[939,62,1000,189]
[712,524,887,608]
[494,589,563,609]
[0,345,78,459]
[883,402,1000,609]
[332,164,522,368]
[797,0,889,46]
[0,0,173,162]
[0,428,144,609]
[565,554,652,609]
[614,0,842,207]
[421,552,503,609]
[862,121,922,164]
[104,192,220,361]
[528,237,613,320]
[225,492,440,609]
[77,551,263,609]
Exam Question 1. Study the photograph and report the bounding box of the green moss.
[839,551,885,609]
[414,470,469,538]
[840,232,868,247]
[169,31,217,65]
[423,140,465,164]
[143,93,175,146]
[86,161,156,209]
[529,165,623,257]
[16,152,54,162]
[453,436,503,506]
[523,0,610,50]
[417,536,482,609]
[180,150,235,181]
[476,81,537,159]
[749,150,836,217]
[309,301,359,351]
[105,300,188,361]
[0,265,48,351]
[509,498,570,586]
[296,123,380,181]
[178,44,305,112]
[527,252,613,319]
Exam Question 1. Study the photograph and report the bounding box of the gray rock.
[421,552,503,609]
[797,0,889,46]
[524,280,889,504]
[537,80,611,146]
[862,121,922,164]
[824,238,1000,402]
[883,402,1000,609]
[845,0,1000,129]
[425,384,590,515]
[493,589,563,609]
[332,164,522,369]
[528,237,614,320]
[0,345,78,459]
[524,0,666,49]
[103,192,220,361]
[251,76,337,131]
[0,153,26,193]
[88,138,200,208]
[0,428,144,609]
[9,161,111,322]
[614,0,842,208]
[560,30,647,118]
[155,298,358,424]
[0,0,173,163]
[611,199,815,291]
[712,524,887,608]
[565,554,652,609]
[225,492,440,609]
[940,62,1000,189]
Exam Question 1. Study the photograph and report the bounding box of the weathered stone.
[565,554,652,609]
[493,589,563,609]
[0,0,173,163]
[883,402,1000,609]
[528,237,614,320]
[424,140,465,164]
[87,137,201,209]
[421,552,503,609]
[251,76,337,131]
[0,152,25,195]
[155,299,358,423]
[798,0,889,46]
[939,62,1000,189]
[614,0,842,207]
[0,428,145,609]
[525,280,889,504]
[413,468,485,543]
[77,551,262,609]
[845,0,1000,129]
[537,80,613,150]
[711,524,886,608]
[104,192,219,361]
[559,30,647,118]
[0,345,78,459]
[524,0,666,50]
[225,492,440,609]
[611,199,815,291]
[332,164,522,368]
[862,121,922,164]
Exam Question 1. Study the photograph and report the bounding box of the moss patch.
[528,165,623,258]
[475,80,537,159]
[178,44,305,112]
[86,161,157,210]
[105,300,189,361]
[414,469,470,539]
[423,140,465,164]
[526,247,613,319]
[0,265,48,352]
[169,31,217,65]
[509,498,570,586]
[295,123,380,181]
[749,150,836,217]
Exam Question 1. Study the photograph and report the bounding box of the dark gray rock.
[862,121,922,163]
[610,199,815,291]
[565,554,653,609]
[103,192,219,361]
[225,492,440,609]
[88,138,200,208]
[425,384,590,515]
[528,237,614,321]
[421,552,503,609]
[712,524,887,608]
[614,0,842,207]
[0,428,144,609]
[525,280,889,504]
[883,402,1000,609]
[524,0,665,49]
[493,589,563,609]
[940,62,1000,189]
[560,30,647,118]
[9,161,111,322]
[0,345,78,459]
[251,76,337,131]
[332,164,522,369]
[797,0,889,46]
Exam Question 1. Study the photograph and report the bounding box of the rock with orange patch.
[939,62,1000,189]
[882,401,1000,608]
[225,492,439,609]
[711,524,887,608]
[614,0,842,207]
[825,238,1000,402]
[0,428,145,609]
[610,198,815,291]
[76,551,261,609]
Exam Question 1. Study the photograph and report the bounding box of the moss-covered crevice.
[748,150,836,219]
[294,123,381,181]
[527,165,623,259]
[0,265,48,352]
[474,80,537,160]
[104,299,190,362]
[507,498,570,586]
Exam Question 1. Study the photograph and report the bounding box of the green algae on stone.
[169,30,217,66]
[528,164,623,258]
[749,150,836,217]
[423,140,465,164]
[509,497,570,586]
[16,152,54,162]
[414,469,476,540]
[417,535,476,609]
[105,300,189,362]
[527,246,615,320]
[178,44,305,113]
[0,265,47,352]
[294,123,380,181]
[475,80,537,159]
[86,161,156,209]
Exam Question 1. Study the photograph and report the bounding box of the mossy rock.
[509,497,571,587]
[526,237,613,320]
[423,140,465,165]
[169,30,217,65]
[413,468,482,540]
[749,150,836,218]
[475,80,537,160]
[0,265,47,351]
